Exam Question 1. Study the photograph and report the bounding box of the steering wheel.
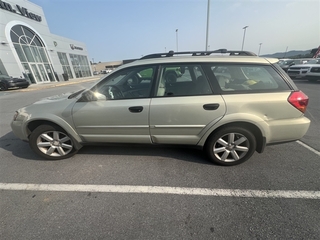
[106,85,124,99]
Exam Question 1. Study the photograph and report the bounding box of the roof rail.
[140,49,257,59]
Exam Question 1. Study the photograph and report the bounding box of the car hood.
[34,89,84,104]
[18,90,83,120]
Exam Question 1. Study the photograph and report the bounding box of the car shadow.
[78,143,212,165]
[0,131,44,160]
[0,131,213,165]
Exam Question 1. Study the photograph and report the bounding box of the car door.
[72,65,157,144]
[149,64,226,145]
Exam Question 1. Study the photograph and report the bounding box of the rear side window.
[211,64,290,92]
[156,64,213,97]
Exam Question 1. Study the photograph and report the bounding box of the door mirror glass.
[78,90,106,102]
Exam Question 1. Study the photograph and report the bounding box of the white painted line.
[1,183,320,199]
[296,140,320,157]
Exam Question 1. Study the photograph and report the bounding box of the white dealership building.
[0,0,92,83]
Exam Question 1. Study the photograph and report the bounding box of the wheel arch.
[26,119,83,150]
[202,121,266,153]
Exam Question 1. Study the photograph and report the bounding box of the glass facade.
[10,25,56,83]
[57,52,74,79]
[69,54,91,78]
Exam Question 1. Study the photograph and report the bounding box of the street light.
[258,43,262,56]
[205,0,210,51]
[176,29,178,52]
[241,26,248,51]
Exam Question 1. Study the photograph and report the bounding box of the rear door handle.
[129,106,143,113]
[203,103,219,110]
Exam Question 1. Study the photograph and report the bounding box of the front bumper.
[11,120,29,142]
[7,82,30,89]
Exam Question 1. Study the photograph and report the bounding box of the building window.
[10,25,56,83]
[69,54,92,78]
[58,52,74,79]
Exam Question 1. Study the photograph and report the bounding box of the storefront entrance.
[11,25,56,84]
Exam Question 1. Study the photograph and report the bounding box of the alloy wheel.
[36,130,73,157]
[213,132,249,163]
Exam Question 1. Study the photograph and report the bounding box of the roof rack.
[140,49,257,59]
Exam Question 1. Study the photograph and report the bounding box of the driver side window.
[93,65,156,100]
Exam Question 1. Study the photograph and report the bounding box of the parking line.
[0,183,319,199]
[297,140,320,157]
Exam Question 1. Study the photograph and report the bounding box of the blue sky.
[30,0,319,62]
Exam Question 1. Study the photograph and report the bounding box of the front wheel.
[0,83,7,91]
[205,127,256,166]
[29,124,77,160]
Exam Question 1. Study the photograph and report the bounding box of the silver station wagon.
[11,50,310,165]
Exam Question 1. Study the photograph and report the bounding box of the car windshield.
[0,74,11,80]
[278,60,293,65]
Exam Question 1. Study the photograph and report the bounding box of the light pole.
[176,29,178,52]
[258,43,262,56]
[283,46,288,58]
[205,0,210,51]
[241,26,248,51]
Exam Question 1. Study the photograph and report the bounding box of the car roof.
[120,55,279,70]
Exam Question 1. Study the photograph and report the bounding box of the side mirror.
[78,90,106,102]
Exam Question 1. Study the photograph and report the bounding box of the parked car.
[0,74,30,91]
[305,60,320,82]
[278,59,312,72]
[277,59,295,72]
[93,71,99,75]
[287,59,320,79]
[100,69,113,74]
[11,50,310,166]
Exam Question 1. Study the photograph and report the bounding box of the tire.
[205,126,256,166]
[29,124,77,160]
[0,83,7,91]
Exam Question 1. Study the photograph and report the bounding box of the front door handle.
[203,103,219,110]
[129,106,143,113]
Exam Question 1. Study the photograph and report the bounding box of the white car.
[287,59,320,79]
[305,60,320,82]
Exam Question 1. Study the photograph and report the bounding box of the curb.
[17,77,101,92]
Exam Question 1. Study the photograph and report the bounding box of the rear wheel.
[29,124,77,160]
[205,126,256,166]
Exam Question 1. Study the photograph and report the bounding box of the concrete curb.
[17,77,101,92]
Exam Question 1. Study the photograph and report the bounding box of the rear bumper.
[267,117,310,144]
[305,75,320,81]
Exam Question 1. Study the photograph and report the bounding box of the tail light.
[288,91,309,113]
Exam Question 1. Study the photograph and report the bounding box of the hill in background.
[261,47,319,59]
[261,50,312,59]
